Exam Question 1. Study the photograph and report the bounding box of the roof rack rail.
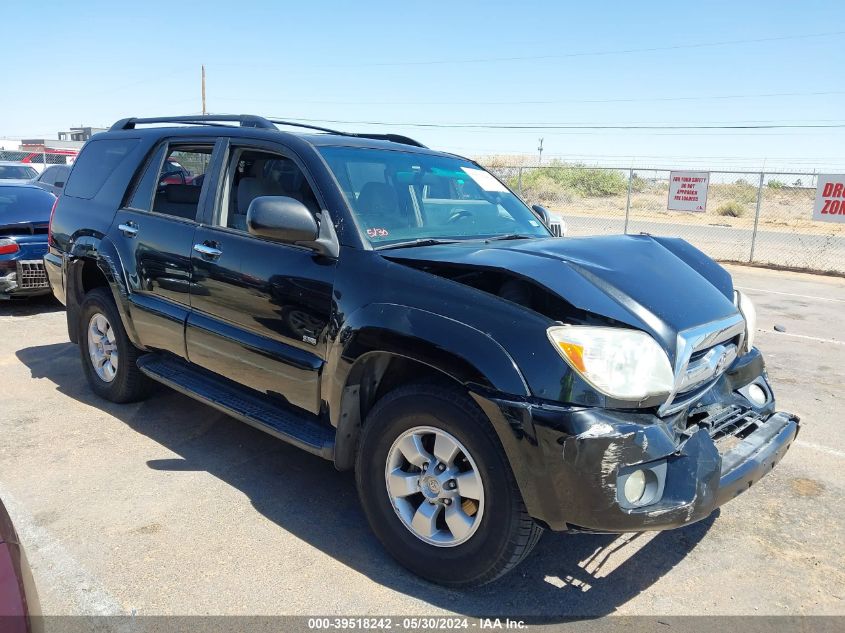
[348,133,427,148]
[267,119,348,135]
[110,114,276,131]
[268,120,426,147]
[109,114,428,148]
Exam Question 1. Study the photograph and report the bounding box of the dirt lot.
[0,264,843,618]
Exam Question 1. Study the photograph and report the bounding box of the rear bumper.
[475,349,800,533]
[0,237,50,299]
[43,251,65,304]
[0,262,51,299]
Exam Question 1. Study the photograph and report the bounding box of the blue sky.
[3,0,844,170]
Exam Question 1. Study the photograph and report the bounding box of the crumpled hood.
[384,234,739,358]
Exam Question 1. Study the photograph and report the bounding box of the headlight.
[547,325,675,401]
[734,289,757,352]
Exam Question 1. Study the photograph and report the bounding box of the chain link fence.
[484,163,844,274]
[0,148,76,171]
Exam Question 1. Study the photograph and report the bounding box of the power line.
[278,117,845,131]
[213,89,845,107]
[217,30,845,69]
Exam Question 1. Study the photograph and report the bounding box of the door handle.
[118,222,138,237]
[193,243,223,259]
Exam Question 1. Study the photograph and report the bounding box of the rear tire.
[355,382,543,587]
[78,287,150,403]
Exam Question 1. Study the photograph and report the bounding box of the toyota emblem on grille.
[715,350,730,374]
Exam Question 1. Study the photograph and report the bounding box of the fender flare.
[65,236,142,347]
[326,303,530,469]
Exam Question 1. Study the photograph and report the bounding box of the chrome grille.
[17,260,49,290]
[658,313,747,416]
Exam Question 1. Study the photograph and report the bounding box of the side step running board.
[137,355,335,460]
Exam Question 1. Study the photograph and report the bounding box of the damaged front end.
[478,345,799,533]
[388,234,799,533]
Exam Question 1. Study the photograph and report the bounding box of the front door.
[186,142,335,414]
[110,140,219,356]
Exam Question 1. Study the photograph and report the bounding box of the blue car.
[0,184,56,299]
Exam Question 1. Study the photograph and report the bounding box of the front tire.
[78,287,150,403]
[355,383,543,587]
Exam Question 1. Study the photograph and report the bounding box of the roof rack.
[110,114,277,131]
[109,114,427,148]
[347,133,427,148]
[269,121,427,148]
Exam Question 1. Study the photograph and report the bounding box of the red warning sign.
[668,171,710,212]
[813,175,845,223]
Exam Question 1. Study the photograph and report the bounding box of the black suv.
[45,115,799,587]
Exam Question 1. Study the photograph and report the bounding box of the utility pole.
[537,137,544,165]
[201,65,207,115]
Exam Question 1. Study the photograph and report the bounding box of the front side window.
[217,149,320,232]
[319,147,548,246]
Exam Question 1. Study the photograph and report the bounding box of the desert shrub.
[520,161,627,198]
[630,175,650,193]
[717,181,757,206]
[519,173,573,205]
[767,179,785,189]
[715,201,746,217]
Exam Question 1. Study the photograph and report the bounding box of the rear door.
[186,139,335,414]
[110,139,221,356]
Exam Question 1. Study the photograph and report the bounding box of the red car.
[0,498,39,633]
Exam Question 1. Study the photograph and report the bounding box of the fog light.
[747,383,767,406]
[623,469,647,504]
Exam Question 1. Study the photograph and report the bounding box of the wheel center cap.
[420,476,441,498]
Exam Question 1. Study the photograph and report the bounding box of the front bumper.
[474,348,799,532]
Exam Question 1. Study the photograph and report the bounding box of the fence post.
[517,166,523,198]
[42,148,47,170]
[623,168,633,234]
[749,172,764,263]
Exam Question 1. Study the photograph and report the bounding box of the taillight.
[0,239,20,255]
[48,196,59,247]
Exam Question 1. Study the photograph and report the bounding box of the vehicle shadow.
[0,294,62,317]
[16,341,717,620]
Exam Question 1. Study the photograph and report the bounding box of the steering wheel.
[447,208,474,224]
[157,169,186,193]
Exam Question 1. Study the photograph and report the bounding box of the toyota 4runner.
[44,115,799,587]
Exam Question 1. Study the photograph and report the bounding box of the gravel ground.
[0,264,843,619]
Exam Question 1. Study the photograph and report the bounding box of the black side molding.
[137,354,335,460]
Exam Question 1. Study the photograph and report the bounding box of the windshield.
[319,147,549,246]
[0,165,37,180]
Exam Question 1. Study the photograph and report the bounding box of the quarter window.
[64,138,138,199]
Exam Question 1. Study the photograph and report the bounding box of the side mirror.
[532,204,551,228]
[247,196,319,244]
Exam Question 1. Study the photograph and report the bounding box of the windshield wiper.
[485,233,535,242]
[376,238,460,251]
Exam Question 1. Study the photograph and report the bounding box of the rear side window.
[38,167,57,185]
[64,138,138,200]
[150,146,213,220]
